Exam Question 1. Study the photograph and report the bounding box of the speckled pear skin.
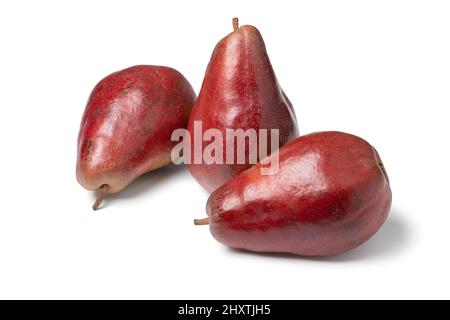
[205,131,392,256]
[77,65,196,194]
[187,20,299,193]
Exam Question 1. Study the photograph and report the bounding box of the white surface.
[0,0,449,300]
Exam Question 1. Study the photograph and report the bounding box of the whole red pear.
[187,18,299,192]
[196,132,392,256]
[77,65,196,209]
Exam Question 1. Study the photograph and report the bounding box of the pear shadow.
[90,164,189,209]
[227,208,412,262]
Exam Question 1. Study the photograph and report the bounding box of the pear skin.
[77,65,196,209]
[196,132,392,256]
[187,18,299,192]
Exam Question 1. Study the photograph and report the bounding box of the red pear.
[77,65,196,209]
[187,18,299,192]
[195,132,392,256]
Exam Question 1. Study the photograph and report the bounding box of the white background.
[0,0,449,300]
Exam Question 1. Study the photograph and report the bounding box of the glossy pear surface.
[187,21,299,192]
[205,132,392,256]
[77,65,196,194]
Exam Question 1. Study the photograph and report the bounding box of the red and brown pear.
[187,18,299,192]
[77,65,196,209]
[195,132,392,256]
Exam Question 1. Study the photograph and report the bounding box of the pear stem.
[194,217,210,226]
[232,17,239,31]
[92,184,108,211]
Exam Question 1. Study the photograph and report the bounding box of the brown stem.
[194,217,210,226]
[232,17,239,31]
[92,184,108,210]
